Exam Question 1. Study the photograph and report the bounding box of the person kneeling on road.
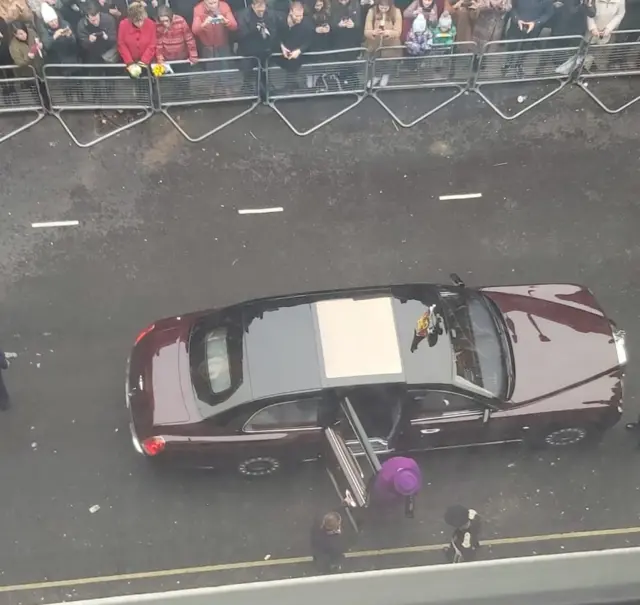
[444,505,481,563]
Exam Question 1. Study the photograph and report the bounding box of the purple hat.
[393,468,420,496]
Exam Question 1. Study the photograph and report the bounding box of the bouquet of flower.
[126,63,143,78]
[152,63,167,77]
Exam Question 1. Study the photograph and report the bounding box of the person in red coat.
[192,0,237,60]
[117,1,157,69]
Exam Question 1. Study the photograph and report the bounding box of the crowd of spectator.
[0,0,634,99]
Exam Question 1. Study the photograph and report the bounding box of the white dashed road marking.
[31,220,80,228]
[439,193,483,201]
[238,207,284,215]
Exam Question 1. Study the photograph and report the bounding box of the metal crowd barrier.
[265,48,369,137]
[473,35,586,120]
[576,29,640,113]
[0,65,46,144]
[157,56,261,142]
[43,63,154,148]
[3,35,640,146]
[370,43,476,128]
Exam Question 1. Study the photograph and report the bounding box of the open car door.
[323,397,382,533]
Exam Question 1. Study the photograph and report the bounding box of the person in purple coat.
[369,456,422,518]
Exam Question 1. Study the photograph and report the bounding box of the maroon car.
[125,277,627,477]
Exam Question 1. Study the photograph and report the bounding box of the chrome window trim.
[408,388,484,422]
[324,427,368,507]
[411,411,483,425]
[242,399,323,434]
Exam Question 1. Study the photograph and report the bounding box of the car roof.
[237,284,454,404]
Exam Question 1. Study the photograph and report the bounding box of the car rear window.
[205,328,231,394]
[189,314,243,405]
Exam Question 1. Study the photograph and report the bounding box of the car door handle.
[421,428,441,434]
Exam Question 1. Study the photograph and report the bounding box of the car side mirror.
[483,408,491,423]
[450,273,465,287]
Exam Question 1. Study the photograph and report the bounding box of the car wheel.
[237,456,281,478]
[530,425,599,449]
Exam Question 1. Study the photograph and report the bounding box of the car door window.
[243,399,321,432]
[409,390,480,419]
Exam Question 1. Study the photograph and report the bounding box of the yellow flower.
[152,63,167,77]
[416,311,432,337]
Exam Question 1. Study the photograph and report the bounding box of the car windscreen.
[189,314,243,405]
[438,287,508,398]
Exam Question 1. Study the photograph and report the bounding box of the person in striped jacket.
[155,5,198,64]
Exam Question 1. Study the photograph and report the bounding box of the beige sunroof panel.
[315,297,403,379]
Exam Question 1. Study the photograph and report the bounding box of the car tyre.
[237,456,282,478]
[528,425,602,449]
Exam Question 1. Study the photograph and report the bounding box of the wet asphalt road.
[0,83,640,604]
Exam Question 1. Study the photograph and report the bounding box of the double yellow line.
[2,525,640,593]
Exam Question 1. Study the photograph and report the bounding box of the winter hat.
[393,468,421,496]
[444,505,471,528]
[41,3,58,23]
[412,12,427,33]
[438,10,452,31]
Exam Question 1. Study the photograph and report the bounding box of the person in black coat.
[310,511,347,573]
[0,18,18,103]
[0,350,10,411]
[330,0,362,54]
[39,4,81,64]
[237,0,282,61]
[443,505,481,563]
[237,0,282,94]
[77,1,118,62]
[505,0,555,40]
[309,0,333,52]
[549,0,594,50]
[278,0,314,71]
[274,0,313,90]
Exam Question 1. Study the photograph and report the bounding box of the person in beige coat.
[449,0,479,47]
[587,0,625,43]
[586,0,625,69]
[364,0,402,57]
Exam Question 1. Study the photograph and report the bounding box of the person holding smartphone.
[192,0,237,60]
[78,1,118,63]
[278,1,314,65]
[39,3,80,63]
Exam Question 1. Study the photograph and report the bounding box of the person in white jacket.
[588,0,625,44]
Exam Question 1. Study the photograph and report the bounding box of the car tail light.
[134,323,155,346]
[141,436,166,456]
